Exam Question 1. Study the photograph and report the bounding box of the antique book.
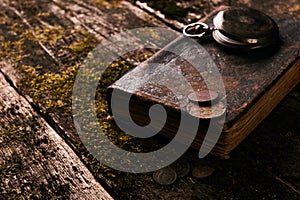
[107,7,300,158]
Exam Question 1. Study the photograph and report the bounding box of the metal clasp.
[183,22,214,38]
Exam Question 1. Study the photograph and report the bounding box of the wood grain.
[0,71,112,199]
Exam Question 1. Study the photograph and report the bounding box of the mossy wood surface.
[0,71,113,199]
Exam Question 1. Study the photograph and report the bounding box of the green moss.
[0,40,28,62]
[35,12,51,18]
[69,32,95,57]
[0,11,11,25]
[93,0,122,9]
[0,126,28,148]
[0,13,26,62]
[19,64,79,114]
[9,22,25,34]
[21,25,65,44]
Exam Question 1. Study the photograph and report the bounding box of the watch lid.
[213,7,279,49]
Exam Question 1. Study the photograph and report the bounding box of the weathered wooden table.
[0,0,299,199]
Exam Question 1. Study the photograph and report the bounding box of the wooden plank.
[134,0,219,30]
[0,71,113,199]
[133,0,300,29]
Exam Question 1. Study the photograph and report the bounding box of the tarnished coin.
[188,90,218,104]
[192,166,215,179]
[170,160,191,178]
[187,100,226,119]
[153,167,177,185]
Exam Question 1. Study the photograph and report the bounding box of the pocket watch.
[183,7,279,50]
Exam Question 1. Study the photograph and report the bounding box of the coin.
[153,167,177,185]
[169,160,191,178]
[187,100,226,119]
[192,166,215,179]
[188,90,218,104]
